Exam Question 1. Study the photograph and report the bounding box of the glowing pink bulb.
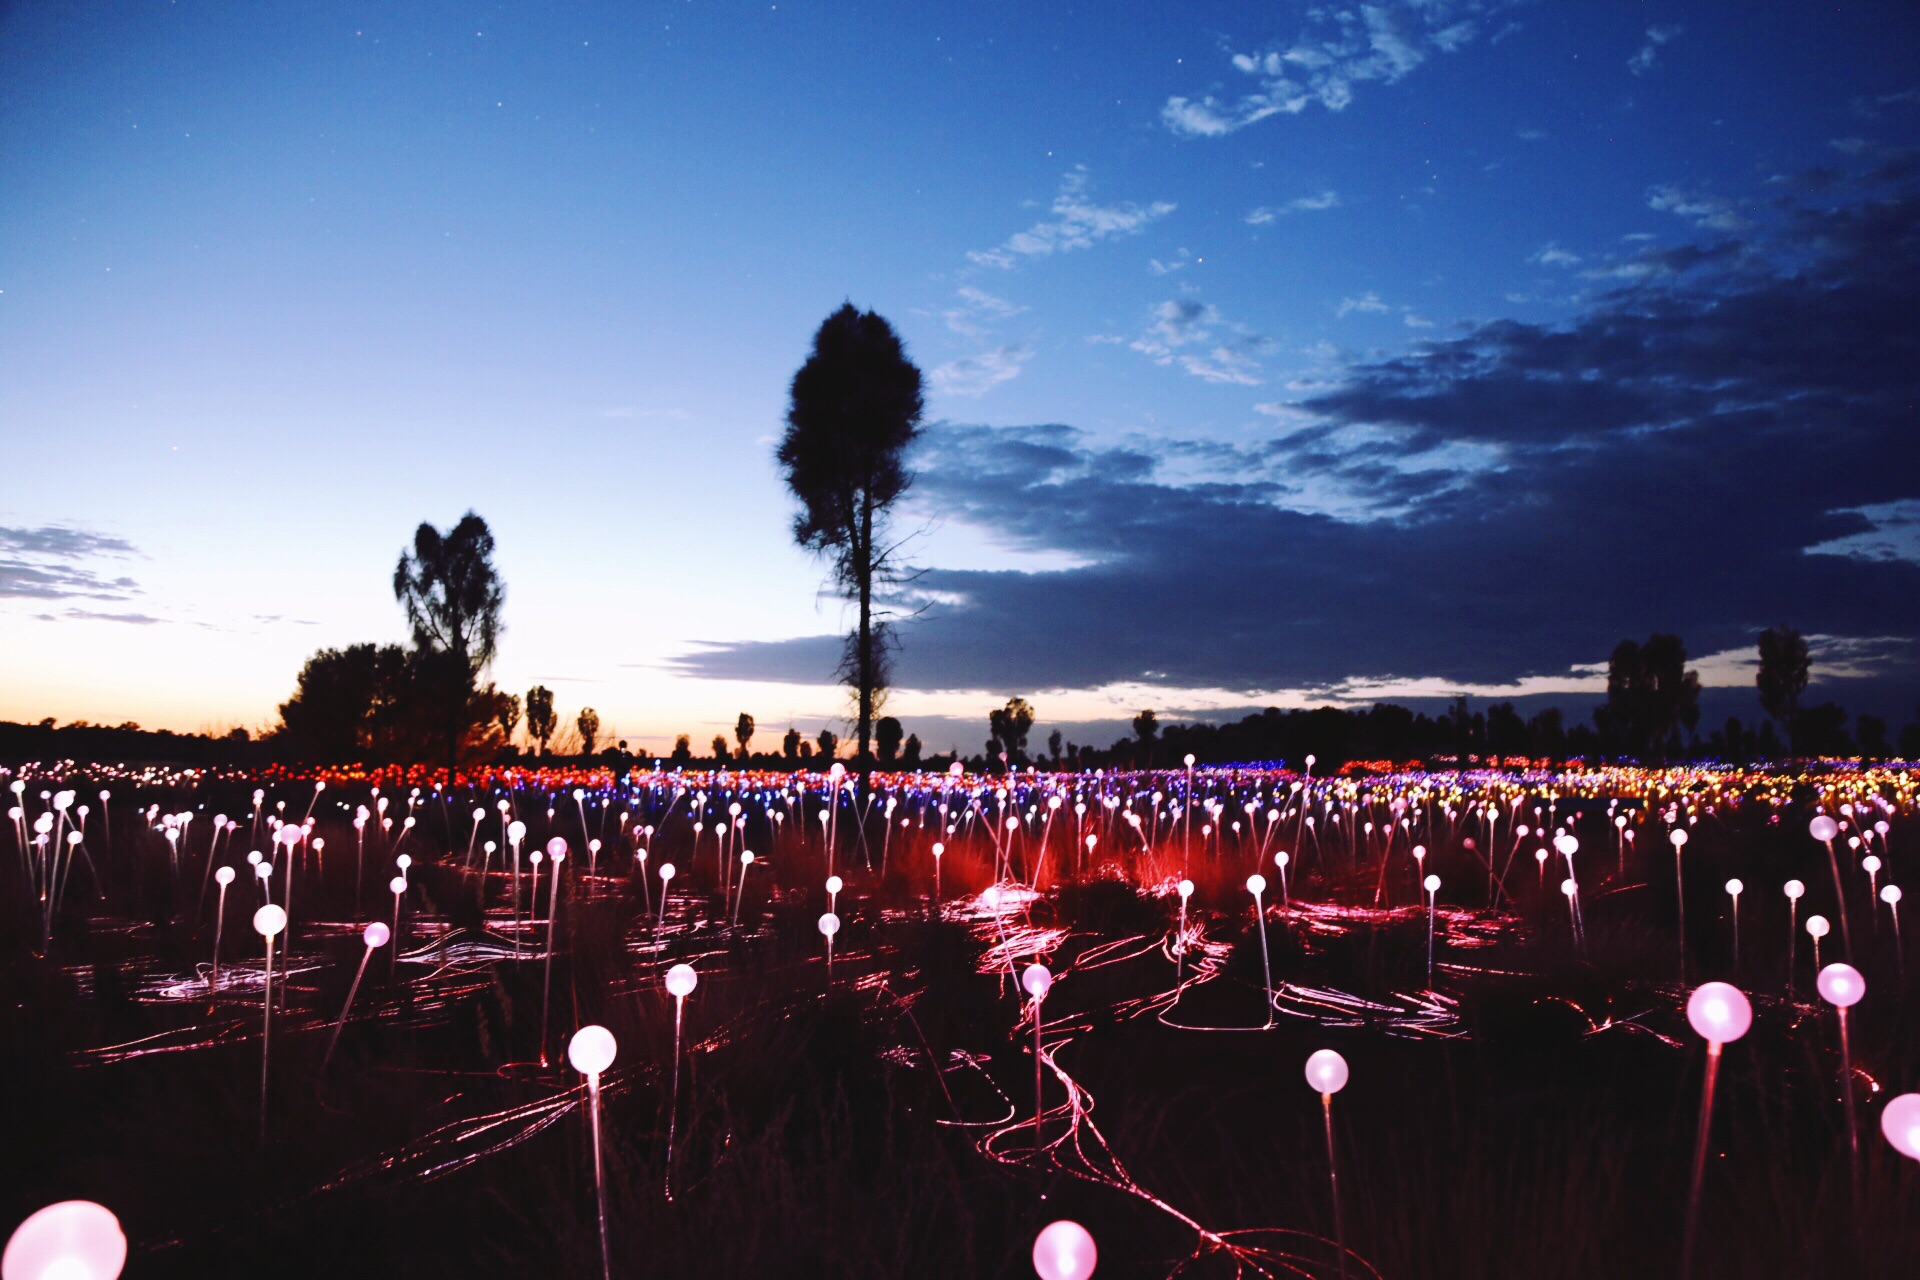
[664,963,698,998]
[1031,1220,1097,1280]
[389,875,407,895]
[1423,874,1440,894]
[2,1200,126,1280]
[362,922,390,948]
[1816,962,1864,1008]
[1807,914,1829,940]
[1784,879,1804,901]
[1685,982,1752,1044]
[568,1025,617,1076]
[1305,1048,1349,1095]
[214,866,235,887]
[1881,1093,1920,1161]
[1022,962,1053,1000]
[252,905,286,938]
[1809,815,1838,842]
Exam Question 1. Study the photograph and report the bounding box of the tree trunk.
[857,492,874,796]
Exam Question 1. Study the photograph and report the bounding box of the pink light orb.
[1022,962,1053,1000]
[252,905,286,938]
[3,1200,126,1280]
[214,866,235,887]
[1686,982,1753,1044]
[363,922,390,948]
[1785,879,1805,901]
[1880,1093,1920,1161]
[1807,914,1829,939]
[1305,1048,1349,1095]
[664,964,698,998]
[1275,851,1289,869]
[546,837,567,857]
[1032,1220,1097,1280]
[1816,962,1864,1008]
[1809,815,1838,842]
[567,1025,617,1076]
[389,875,407,895]
[1863,855,1881,875]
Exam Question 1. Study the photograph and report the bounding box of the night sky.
[3,1,1917,752]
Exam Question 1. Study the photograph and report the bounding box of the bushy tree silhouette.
[525,686,556,755]
[777,304,923,788]
[1757,625,1810,751]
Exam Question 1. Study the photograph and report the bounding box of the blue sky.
[3,1,1918,753]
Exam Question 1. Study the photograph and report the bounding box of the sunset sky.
[4,1,1917,754]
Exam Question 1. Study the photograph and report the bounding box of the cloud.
[1163,1,1522,137]
[928,345,1032,397]
[1647,184,1748,231]
[680,170,1920,700]
[1529,243,1582,267]
[1127,300,1272,385]
[942,286,1024,337]
[1247,191,1342,224]
[33,608,162,625]
[1336,291,1391,316]
[969,169,1175,269]
[1628,24,1685,76]
[0,525,140,601]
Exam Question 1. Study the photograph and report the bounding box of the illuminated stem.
[588,1074,612,1280]
[1253,891,1273,1029]
[320,946,375,1080]
[1837,1006,1860,1201]
[1323,1092,1347,1280]
[1678,1041,1722,1280]
[259,933,274,1146]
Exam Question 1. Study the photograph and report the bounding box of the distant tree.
[735,713,755,758]
[1797,702,1853,756]
[1524,708,1566,763]
[1485,702,1526,762]
[526,686,556,755]
[577,707,601,757]
[902,733,922,767]
[1132,709,1158,767]
[671,734,692,765]
[496,692,522,743]
[1856,713,1889,759]
[799,739,814,759]
[277,643,409,761]
[1756,626,1811,751]
[875,715,903,764]
[782,726,802,759]
[817,728,839,760]
[393,512,506,776]
[1900,708,1920,759]
[712,734,731,761]
[1600,635,1699,761]
[1047,728,1063,763]
[777,304,924,787]
[989,697,1035,769]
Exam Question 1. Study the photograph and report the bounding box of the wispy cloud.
[1647,184,1748,231]
[1163,1,1521,138]
[1127,300,1271,385]
[34,608,162,625]
[1628,24,1685,76]
[1246,190,1341,224]
[1336,291,1391,317]
[968,169,1175,269]
[941,285,1025,337]
[1529,243,1582,267]
[929,345,1032,397]
[0,525,140,602]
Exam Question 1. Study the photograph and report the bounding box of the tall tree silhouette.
[875,715,903,765]
[576,707,600,757]
[1756,625,1810,751]
[735,712,756,758]
[1133,709,1158,768]
[1600,634,1700,761]
[989,697,1035,770]
[392,513,506,777]
[777,303,924,788]
[525,686,556,755]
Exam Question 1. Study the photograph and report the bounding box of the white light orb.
[1883,884,1902,905]
[362,922,391,948]
[1686,982,1753,1044]
[1022,962,1053,1000]
[546,837,567,857]
[1807,914,1829,940]
[826,875,843,895]
[1031,1220,1097,1280]
[1275,851,1289,869]
[2,1200,126,1280]
[1184,754,1196,767]
[252,905,286,938]
[389,875,407,895]
[659,863,676,882]
[1863,855,1881,875]
[214,866,235,887]
[1809,815,1839,842]
[1246,874,1267,896]
[1785,880,1804,901]
[1670,829,1688,848]
[567,1025,618,1076]
[395,854,411,871]
[818,912,841,938]
[1817,962,1864,1008]
[1880,1093,1920,1161]
[507,820,526,842]
[1177,879,1194,899]
[1561,878,1578,898]
[1423,874,1441,894]
[664,964,698,998]
[1304,1048,1349,1095]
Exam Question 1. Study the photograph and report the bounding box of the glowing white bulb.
[1816,962,1864,1008]
[1022,963,1053,1000]
[252,905,286,938]
[1,1200,126,1280]
[664,964,698,998]
[567,1025,618,1076]
[1031,1220,1097,1280]
[363,922,390,948]
[1685,981,1752,1044]
[1304,1048,1348,1095]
